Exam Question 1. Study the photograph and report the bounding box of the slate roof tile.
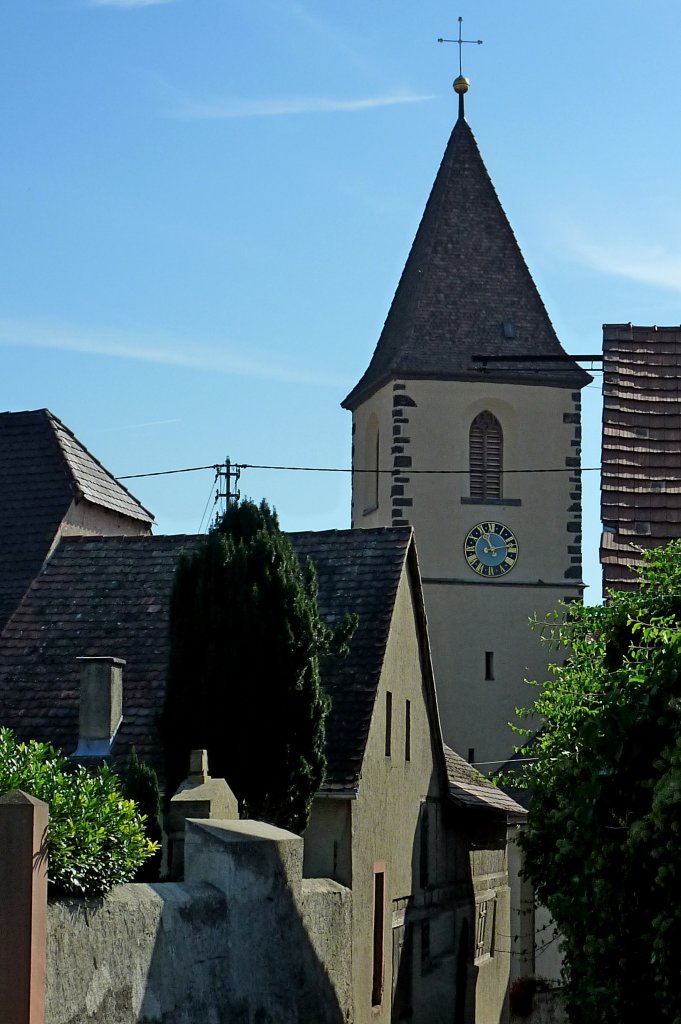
[0,528,412,793]
[444,744,525,818]
[0,410,153,630]
[343,115,589,410]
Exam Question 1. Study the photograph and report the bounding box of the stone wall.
[46,818,352,1024]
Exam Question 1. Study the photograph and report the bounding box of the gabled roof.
[0,527,433,795]
[289,527,443,794]
[601,324,681,592]
[343,113,590,410]
[444,745,525,819]
[0,410,153,629]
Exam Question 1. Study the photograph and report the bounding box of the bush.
[122,747,162,882]
[0,728,158,896]
[514,540,681,1024]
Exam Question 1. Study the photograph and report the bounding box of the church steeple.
[344,84,590,773]
[343,106,590,410]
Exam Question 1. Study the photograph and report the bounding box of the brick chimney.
[72,657,124,757]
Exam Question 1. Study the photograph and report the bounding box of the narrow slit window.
[468,748,475,765]
[372,867,386,1006]
[485,652,495,681]
[385,690,393,757]
[469,411,503,500]
[405,699,411,762]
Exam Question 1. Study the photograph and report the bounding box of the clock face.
[464,521,519,578]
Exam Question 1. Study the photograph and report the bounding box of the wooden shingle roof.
[0,410,153,630]
[601,324,681,591]
[0,528,415,792]
[343,114,589,410]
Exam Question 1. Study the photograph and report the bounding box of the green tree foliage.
[0,728,158,896]
[122,747,162,881]
[160,498,355,834]
[514,542,681,1024]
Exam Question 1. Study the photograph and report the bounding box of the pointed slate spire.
[343,108,590,410]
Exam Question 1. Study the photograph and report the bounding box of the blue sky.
[2,1,680,602]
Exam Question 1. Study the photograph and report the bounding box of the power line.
[117,462,603,482]
[118,463,217,481]
[240,463,601,476]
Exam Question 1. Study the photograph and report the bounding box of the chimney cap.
[76,656,126,665]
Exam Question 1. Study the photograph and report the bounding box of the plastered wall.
[351,377,583,766]
[45,818,352,1024]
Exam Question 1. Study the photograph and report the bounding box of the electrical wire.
[197,470,219,534]
[117,462,603,481]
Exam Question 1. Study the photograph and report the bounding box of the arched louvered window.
[469,412,502,500]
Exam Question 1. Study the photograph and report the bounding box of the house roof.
[601,324,681,591]
[0,410,154,630]
[0,527,423,794]
[289,527,438,794]
[343,113,590,410]
[444,745,525,818]
[0,534,199,776]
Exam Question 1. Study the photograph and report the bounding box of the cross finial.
[438,16,483,118]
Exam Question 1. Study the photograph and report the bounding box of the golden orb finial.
[453,75,469,95]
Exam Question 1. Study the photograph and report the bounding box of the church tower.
[343,80,590,769]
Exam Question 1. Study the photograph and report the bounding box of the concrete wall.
[352,377,583,769]
[46,818,352,1024]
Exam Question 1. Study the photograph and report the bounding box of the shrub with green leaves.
[0,728,158,896]
[513,540,681,1024]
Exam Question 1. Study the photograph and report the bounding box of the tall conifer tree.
[160,498,354,834]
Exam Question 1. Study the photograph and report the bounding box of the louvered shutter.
[469,412,503,499]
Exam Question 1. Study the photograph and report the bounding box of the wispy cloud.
[573,238,681,294]
[174,92,434,121]
[0,319,345,388]
[101,418,182,432]
[87,0,176,8]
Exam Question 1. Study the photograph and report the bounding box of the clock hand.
[482,530,506,557]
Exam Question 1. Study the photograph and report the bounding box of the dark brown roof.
[0,534,199,776]
[601,324,681,592]
[343,115,590,410]
[444,745,525,818]
[289,528,420,792]
[0,410,153,630]
[0,528,421,793]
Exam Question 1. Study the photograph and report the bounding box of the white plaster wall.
[351,378,582,767]
[352,384,394,526]
[62,499,152,538]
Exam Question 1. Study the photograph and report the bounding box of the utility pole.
[215,457,241,516]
